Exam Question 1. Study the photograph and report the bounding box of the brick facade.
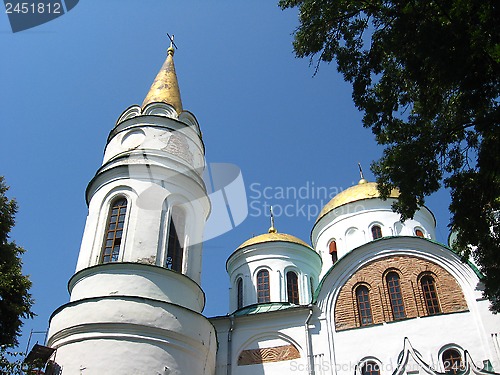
[334,255,468,331]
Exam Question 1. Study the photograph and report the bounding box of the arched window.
[237,277,243,310]
[361,361,380,375]
[386,272,406,319]
[257,270,270,303]
[415,228,424,237]
[421,275,441,315]
[371,225,382,239]
[442,349,464,374]
[356,285,373,326]
[166,206,185,272]
[329,240,338,263]
[101,197,127,263]
[287,271,299,304]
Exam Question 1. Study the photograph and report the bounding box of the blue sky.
[1,1,452,351]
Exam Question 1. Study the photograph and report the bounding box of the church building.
[44,43,500,375]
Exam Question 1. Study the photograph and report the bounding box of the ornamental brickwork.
[334,255,468,331]
[237,344,300,366]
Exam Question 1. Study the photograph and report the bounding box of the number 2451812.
[5,2,62,14]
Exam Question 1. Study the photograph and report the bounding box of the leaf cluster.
[279,0,500,310]
[0,346,24,375]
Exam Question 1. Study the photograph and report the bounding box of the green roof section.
[233,302,298,317]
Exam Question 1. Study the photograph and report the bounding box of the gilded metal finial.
[141,33,183,113]
[269,206,277,233]
[358,163,368,184]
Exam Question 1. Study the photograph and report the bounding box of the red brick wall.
[334,255,468,331]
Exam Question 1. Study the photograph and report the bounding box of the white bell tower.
[47,41,216,374]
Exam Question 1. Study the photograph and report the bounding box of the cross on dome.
[358,162,368,184]
[269,206,277,233]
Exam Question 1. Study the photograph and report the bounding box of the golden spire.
[142,34,183,114]
[358,162,368,184]
[268,206,277,233]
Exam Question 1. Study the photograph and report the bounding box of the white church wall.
[474,298,500,365]
[211,308,311,375]
[312,237,500,375]
[330,311,492,375]
[68,262,206,312]
[75,168,210,280]
[103,115,206,172]
[48,297,216,375]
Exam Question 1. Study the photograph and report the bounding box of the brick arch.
[353,281,372,291]
[334,255,468,331]
[417,270,438,282]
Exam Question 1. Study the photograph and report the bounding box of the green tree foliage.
[0,346,24,375]
[0,176,34,348]
[279,0,500,309]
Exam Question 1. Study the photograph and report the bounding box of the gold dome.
[236,231,312,251]
[316,181,400,223]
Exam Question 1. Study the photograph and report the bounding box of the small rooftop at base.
[233,302,301,317]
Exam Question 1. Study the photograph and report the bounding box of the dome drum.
[227,230,321,311]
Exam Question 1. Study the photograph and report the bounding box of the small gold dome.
[236,231,312,251]
[316,181,400,223]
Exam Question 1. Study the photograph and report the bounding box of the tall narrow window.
[287,271,300,304]
[101,197,127,263]
[386,272,406,319]
[329,240,338,264]
[415,229,424,237]
[356,285,373,326]
[442,349,464,374]
[166,207,185,272]
[310,277,314,300]
[257,270,270,303]
[371,225,382,239]
[237,277,243,310]
[362,361,380,375]
[421,275,441,315]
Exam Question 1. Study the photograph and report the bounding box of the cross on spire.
[167,33,178,50]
